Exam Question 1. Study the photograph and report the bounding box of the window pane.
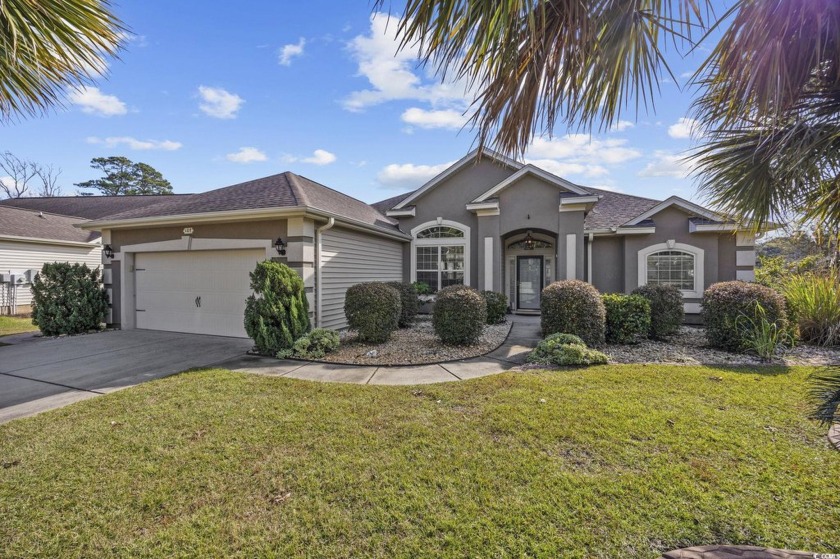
[441,271,464,288]
[441,246,464,271]
[416,271,439,292]
[646,250,695,290]
[416,246,438,270]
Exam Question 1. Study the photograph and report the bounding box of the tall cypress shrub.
[244,261,310,354]
[30,262,109,336]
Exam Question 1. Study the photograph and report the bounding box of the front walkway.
[221,315,542,385]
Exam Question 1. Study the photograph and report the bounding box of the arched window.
[411,220,470,292]
[638,241,704,298]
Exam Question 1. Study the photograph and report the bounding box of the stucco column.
[284,217,316,321]
[476,214,501,291]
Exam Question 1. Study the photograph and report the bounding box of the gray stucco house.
[76,148,756,338]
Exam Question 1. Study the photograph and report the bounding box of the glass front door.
[517,256,543,310]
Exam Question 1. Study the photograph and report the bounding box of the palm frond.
[808,366,840,426]
[0,0,127,121]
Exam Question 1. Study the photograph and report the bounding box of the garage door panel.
[134,249,262,338]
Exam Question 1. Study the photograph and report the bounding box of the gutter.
[314,217,335,327]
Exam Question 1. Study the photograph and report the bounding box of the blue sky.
[2,1,721,205]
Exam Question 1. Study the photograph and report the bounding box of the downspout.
[315,217,335,327]
[587,233,594,284]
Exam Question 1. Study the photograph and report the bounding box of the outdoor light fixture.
[522,230,536,250]
[103,244,115,259]
[274,237,287,256]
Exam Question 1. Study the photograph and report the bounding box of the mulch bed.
[316,316,512,366]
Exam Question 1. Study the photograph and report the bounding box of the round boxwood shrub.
[602,293,651,344]
[433,285,487,345]
[701,281,788,352]
[631,284,684,339]
[481,291,508,324]
[30,262,109,336]
[540,280,606,346]
[527,332,608,366]
[244,261,310,354]
[385,281,420,328]
[344,282,401,343]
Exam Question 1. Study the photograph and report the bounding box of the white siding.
[320,227,403,330]
[0,240,101,308]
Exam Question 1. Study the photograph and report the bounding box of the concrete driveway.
[0,329,252,423]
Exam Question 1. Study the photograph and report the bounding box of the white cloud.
[638,151,694,178]
[377,161,454,190]
[87,136,182,151]
[226,147,268,163]
[197,86,244,119]
[282,149,337,166]
[668,117,701,139]
[401,107,469,130]
[68,86,127,116]
[279,38,305,66]
[528,135,642,165]
[610,120,634,132]
[343,13,470,111]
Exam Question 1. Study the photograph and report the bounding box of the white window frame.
[638,241,704,298]
[410,219,471,289]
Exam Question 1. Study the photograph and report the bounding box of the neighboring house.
[78,149,756,338]
[0,206,101,314]
[0,196,184,315]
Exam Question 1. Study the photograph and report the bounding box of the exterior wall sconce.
[274,237,287,256]
[103,244,115,259]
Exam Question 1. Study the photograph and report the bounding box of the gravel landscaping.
[602,326,840,366]
[317,316,512,365]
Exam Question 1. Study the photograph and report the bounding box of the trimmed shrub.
[30,262,109,336]
[602,293,651,344]
[244,261,310,354]
[527,332,608,367]
[701,281,788,352]
[345,282,401,343]
[540,280,606,346]
[782,272,840,346]
[631,284,684,339]
[482,291,508,324]
[285,328,340,359]
[433,285,487,345]
[386,281,420,328]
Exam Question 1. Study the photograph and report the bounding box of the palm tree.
[1,0,125,120]
[382,0,840,229]
[810,367,840,426]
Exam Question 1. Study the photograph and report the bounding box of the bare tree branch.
[34,164,63,197]
[0,151,38,198]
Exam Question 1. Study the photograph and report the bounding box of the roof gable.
[471,164,592,203]
[392,148,520,210]
[622,195,723,226]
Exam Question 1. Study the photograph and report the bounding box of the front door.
[516,256,543,310]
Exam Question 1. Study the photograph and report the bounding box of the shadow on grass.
[695,363,793,376]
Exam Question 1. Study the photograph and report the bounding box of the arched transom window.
[411,221,470,292]
[646,250,695,290]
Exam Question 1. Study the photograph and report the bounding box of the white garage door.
[135,249,263,338]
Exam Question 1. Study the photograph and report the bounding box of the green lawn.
[0,315,36,337]
[1,366,837,558]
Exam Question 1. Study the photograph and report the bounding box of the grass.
[1,365,838,558]
[0,315,36,337]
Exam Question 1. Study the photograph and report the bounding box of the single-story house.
[0,195,184,315]
[78,148,756,338]
[0,205,101,314]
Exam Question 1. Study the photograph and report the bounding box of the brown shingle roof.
[0,195,189,220]
[0,206,99,244]
[95,172,403,235]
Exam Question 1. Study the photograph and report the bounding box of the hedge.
[540,280,606,346]
[244,261,310,354]
[481,291,508,324]
[701,281,788,352]
[602,293,651,344]
[345,282,401,343]
[631,284,684,339]
[386,281,420,328]
[433,285,487,345]
[30,262,109,336]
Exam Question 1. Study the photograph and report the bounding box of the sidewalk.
[221,316,542,385]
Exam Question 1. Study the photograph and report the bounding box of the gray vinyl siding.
[320,227,404,330]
